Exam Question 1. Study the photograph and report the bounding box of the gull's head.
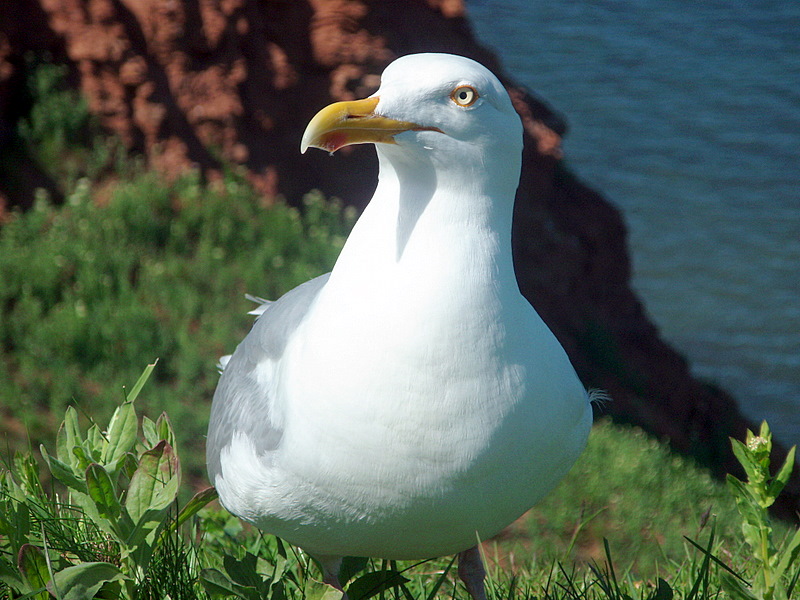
[300,53,522,162]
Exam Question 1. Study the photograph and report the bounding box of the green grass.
[520,418,744,572]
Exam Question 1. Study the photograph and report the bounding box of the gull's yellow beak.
[300,97,440,154]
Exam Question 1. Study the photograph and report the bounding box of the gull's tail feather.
[245,293,273,317]
[217,354,232,373]
[588,388,611,411]
[217,294,275,372]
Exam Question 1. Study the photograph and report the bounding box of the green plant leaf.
[39,445,88,494]
[56,407,83,470]
[647,578,673,600]
[71,444,93,471]
[125,440,181,524]
[266,553,290,591]
[774,526,800,581]
[200,567,257,600]
[121,440,181,569]
[12,453,45,500]
[155,411,176,448]
[339,556,370,586]
[345,569,410,600]
[305,579,347,600]
[741,521,770,560]
[788,559,800,600]
[46,562,125,600]
[0,556,26,591]
[17,544,50,598]
[118,452,139,483]
[170,486,217,532]
[767,445,796,505]
[731,438,760,485]
[101,401,138,466]
[223,552,263,589]
[726,475,763,522]
[142,416,159,448]
[275,536,288,559]
[125,360,158,403]
[749,424,773,471]
[719,571,759,600]
[85,463,121,521]
[270,579,288,600]
[123,518,157,569]
[86,424,104,459]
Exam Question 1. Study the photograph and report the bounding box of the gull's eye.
[450,85,479,107]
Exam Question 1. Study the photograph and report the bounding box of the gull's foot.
[458,545,487,600]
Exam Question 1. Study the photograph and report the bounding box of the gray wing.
[206,273,330,481]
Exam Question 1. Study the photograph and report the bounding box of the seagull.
[206,53,592,600]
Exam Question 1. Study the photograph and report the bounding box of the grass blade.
[684,535,748,584]
[423,554,456,600]
[124,360,158,403]
[168,486,218,533]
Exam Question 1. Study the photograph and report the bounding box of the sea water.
[467,0,800,445]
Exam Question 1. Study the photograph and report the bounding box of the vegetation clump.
[0,166,354,478]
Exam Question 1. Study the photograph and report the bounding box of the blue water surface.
[467,0,800,445]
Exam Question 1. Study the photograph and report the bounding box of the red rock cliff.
[1,0,796,515]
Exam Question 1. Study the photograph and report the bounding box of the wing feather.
[206,273,330,481]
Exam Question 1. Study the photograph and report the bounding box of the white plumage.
[206,53,592,599]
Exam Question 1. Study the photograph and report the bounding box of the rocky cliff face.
[1,0,796,515]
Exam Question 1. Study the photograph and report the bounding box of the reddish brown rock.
[0,0,796,516]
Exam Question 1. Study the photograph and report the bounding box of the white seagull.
[206,53,592,600]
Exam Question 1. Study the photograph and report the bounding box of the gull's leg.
[458,546,488,600]
[316,555,347,597]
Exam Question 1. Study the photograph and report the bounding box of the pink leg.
[458,546,488,600]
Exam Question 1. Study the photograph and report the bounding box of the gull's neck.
[329,140,522,292]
